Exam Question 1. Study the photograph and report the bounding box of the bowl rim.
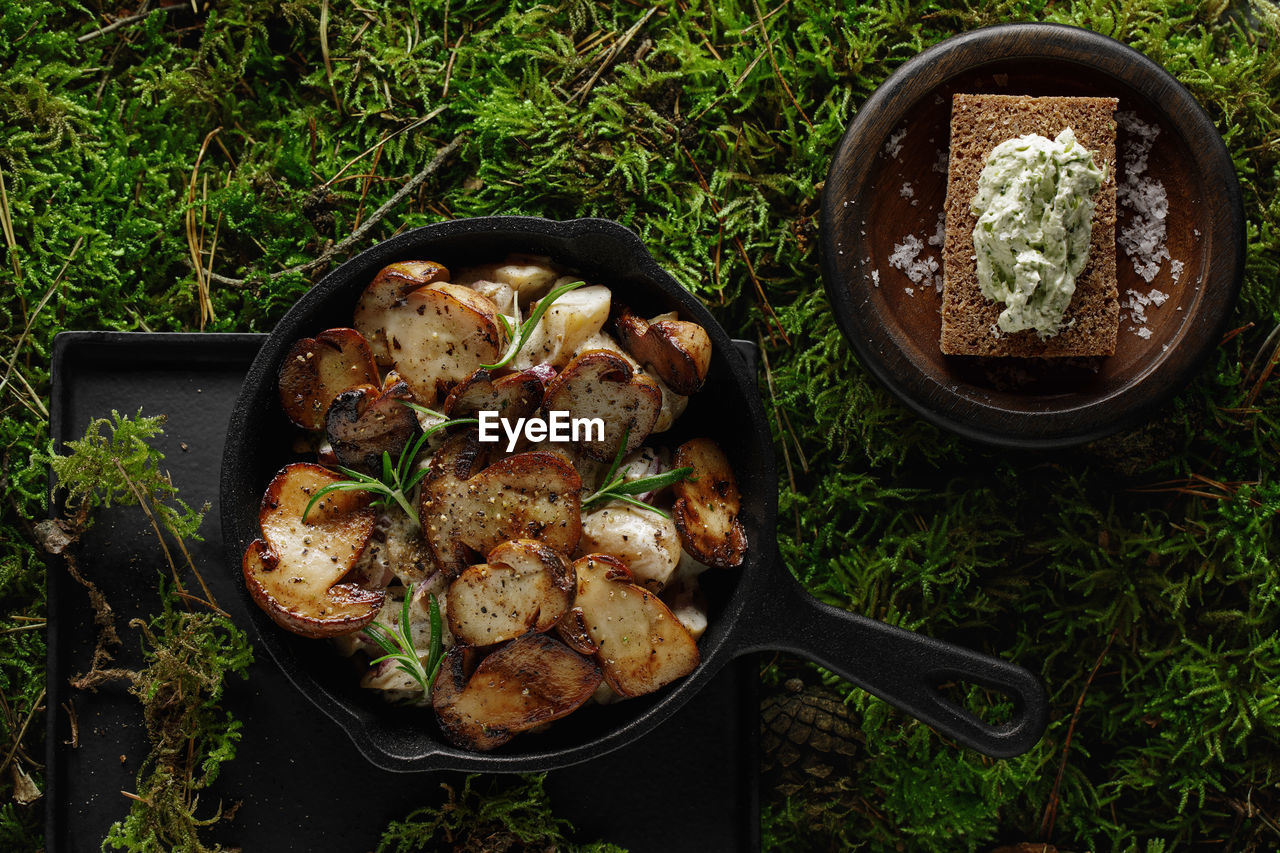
[819,21,1245,449]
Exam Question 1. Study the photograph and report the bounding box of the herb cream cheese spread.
[971,127,1104,338]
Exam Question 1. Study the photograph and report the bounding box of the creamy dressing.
[971,128,1104,338]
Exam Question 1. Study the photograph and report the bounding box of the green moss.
[2,0,1278,849]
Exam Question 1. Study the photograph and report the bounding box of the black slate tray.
[46,331,759,852]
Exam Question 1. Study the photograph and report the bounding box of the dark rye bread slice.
[940,93,1119,357]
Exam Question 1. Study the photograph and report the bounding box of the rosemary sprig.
[581,428,694,518]
[482,279,587,370]
[363,584,446,698]
[303,407,477,526]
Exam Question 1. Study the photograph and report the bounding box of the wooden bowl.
[820,23,1244,448]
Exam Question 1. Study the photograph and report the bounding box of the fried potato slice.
[671,438,747,568]
[244,462,383,638]
[613,305,712,395]
[278,328,380,431]
[431,634,601,751]
[542,349,661,462]
[442,364,554,421]
[447,540,575,646]
[354,261,451,365]
[567,554,700,697]
[325,378,419,475]
[380,283,505,406]
[421,449,583,577]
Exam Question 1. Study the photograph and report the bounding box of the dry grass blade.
[442,31,466,100]
[0,234,84,418]
[680,145,790,345]
[572,7,658,103]
[0,166,19,281]
[1039,628,1119,841]
[0,687,44,781]
[320,0,341,112]
[1245,321,1280,407]
[751,0,812,129]
[352,144,384,232]
[185,127,221,330]
[759,333,802,540]
[323,106,446,187]
[111,458,221,612]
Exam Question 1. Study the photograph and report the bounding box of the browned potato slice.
[431,634,602,751]
[542,350,661,462]
[613,305,712,395]
[379,283,505,406]
[244,462,383,638]
[447,540,575,646]
[441,364,555,420]
[421,450,583,577]
[354,261,451,365]
[570,554,700,697]
[325,378,419,475]
[671,438,747,568]
[417,434,488,576]
[555,607,597,655]
[278,328,380,431]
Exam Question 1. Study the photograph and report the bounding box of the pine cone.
[760,678,863,801]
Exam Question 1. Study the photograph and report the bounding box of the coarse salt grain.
[1137,326,1152,339]
[1117,111,1174,283]
[888,234,940,286]
[884,126,908,159]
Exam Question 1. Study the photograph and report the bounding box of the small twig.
[208,133,465,287]
[77,2,188,43]
[0,623,45,634]
[758,333,801,542]
[61,700,79,748]
[0,687,44,780]
[1039,628,1119,841]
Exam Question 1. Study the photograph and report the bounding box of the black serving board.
[46,331,759,852]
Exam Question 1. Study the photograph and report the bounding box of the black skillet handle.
[737,565,1049,758]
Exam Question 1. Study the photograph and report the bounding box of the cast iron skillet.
[221,216,1050,771]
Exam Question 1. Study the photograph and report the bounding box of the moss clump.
[2,0,1278,849]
